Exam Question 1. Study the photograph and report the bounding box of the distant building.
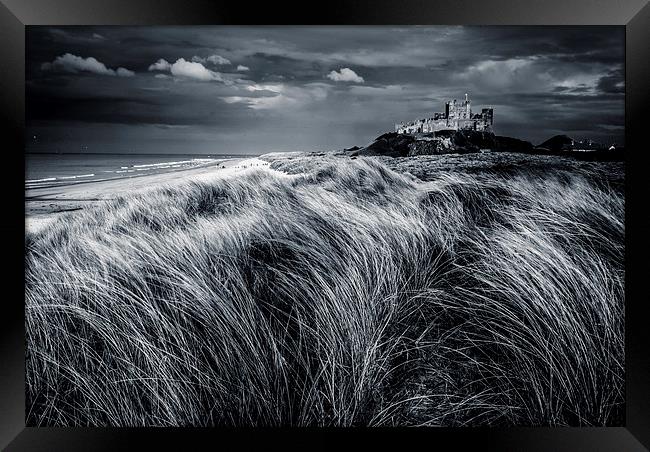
[572,138,607,151]
[395,93,494,134]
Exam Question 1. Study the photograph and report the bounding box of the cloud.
[597,69,625,94]
[41,53,134,77]
[551,73,602,96]
[148,58,172,71]
[222,96,247,104]
[460,57,573,94]
[148,58,224,82]
[190,54,231,65]
[460,58,541,89]
[222,83,329,110]
[459,56,619,99]
[116,67,135,77]
[348,84,405,96]
[27,27,625,151]
[170,58,223,82]
[326,68,364,83]
[236,65,250,71]
[207,54,231,65]
[244,83,280,92]
[45,28,110,44]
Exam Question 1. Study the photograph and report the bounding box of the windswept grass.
[25,155,624,426]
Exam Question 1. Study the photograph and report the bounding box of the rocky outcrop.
[346,131,621,161]
[537,135,575,152]
[353,130,533,157]
[494,135,534,153]
[356,132,417,157]
[407,136,454,155]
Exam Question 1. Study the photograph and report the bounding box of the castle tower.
[395,93,493,135]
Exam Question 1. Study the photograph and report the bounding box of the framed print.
[1,0,649,450]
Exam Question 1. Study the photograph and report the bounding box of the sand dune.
[25,157,272,233]
[26,154,624,426]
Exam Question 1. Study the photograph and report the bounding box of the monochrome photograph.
[25,25,625,427]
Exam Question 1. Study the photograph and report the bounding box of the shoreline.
[26,157,270,234]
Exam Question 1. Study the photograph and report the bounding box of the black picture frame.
[2,1,649,450]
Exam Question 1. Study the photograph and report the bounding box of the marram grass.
[25,155,624,426]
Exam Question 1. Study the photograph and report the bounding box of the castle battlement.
[395,93,494,134]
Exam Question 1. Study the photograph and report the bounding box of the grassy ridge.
[25,155,624,426]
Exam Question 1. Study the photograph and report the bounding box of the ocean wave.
[26,157,220,189]
[58,174,95,180]
[131,158,214,169]
[26,177,57,183]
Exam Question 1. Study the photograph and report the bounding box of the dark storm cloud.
[26,26,625,154]
[597,68,625,94]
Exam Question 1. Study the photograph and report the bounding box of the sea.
[25,153,255,190]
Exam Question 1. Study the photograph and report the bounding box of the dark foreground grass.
[25,154,624,426]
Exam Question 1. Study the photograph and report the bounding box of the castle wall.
[396,117,493,134]
[395,95,493,135]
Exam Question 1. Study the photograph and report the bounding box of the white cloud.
[170,58,223,82]
[190,55,231,65]
[149,58,224,82]
[460,57,605,96]
[553,73,602,95]
[236,65,250,72]
[148,58,172,71]
[244,83,282,93]
[154,73,170,79]
[326,67,364,83]
[222,96,246,104]
[41,53,134,77]
[222,83,329,110]
[459,57,552,92]
[207,54,231,65]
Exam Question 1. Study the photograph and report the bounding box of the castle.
[395,94,494,134]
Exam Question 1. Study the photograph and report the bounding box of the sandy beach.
[26,157,270,233]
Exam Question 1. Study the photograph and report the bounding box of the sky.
[26,26,625,155]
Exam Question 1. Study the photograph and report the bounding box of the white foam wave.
[26,177,56,183]
[58,174,95,180]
